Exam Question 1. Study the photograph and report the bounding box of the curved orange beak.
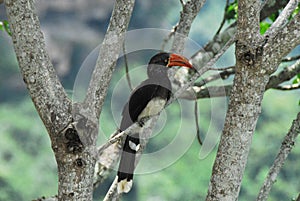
[168,53,193,68]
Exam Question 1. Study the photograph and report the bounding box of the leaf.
[269,12,279,22]
[0,21,4,31]
[225,1,238,21]
[292,73,300,84]
[260,21,271,34]
[3,20,12,36]
[288,3,300,20]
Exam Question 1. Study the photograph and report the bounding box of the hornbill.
[117,52,193,193]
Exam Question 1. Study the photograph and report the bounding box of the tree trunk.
[206,0,268,200]
[206,0,300,200]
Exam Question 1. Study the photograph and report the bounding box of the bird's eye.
[164,59,168,63]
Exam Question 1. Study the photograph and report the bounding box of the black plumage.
[116,52,192,193]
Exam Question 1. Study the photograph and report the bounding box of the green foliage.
[225,0,238,21]
[269,12,280,22]
[0,20,12,36]
[292,74,300,105]
[260,21,271,34]
[259,8,279,35]
[289,3,300,20]
[292,73,300,84]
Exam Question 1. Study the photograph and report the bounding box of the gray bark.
[206,0,300,200]
[5,0,135,200]
[4,0,299,200]
[171,0,206,54]
[256,112,300,201]
[179,58,300,99]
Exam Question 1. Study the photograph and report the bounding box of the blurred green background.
[0,0,299,200]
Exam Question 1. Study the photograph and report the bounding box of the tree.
[2,0,300,200]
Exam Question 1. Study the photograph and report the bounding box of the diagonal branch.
[171,0,206,54]
[282,54,300,62]
[265,11,300,71]
[265,0,299,36]
[274,83,300,90]
[266,58,300,89]
[181,58,300,99]
[190,0,289,72]
[84,0,135,119]
[5,0,72,135]
[256,112,300,201]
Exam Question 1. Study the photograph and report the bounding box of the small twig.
[194,99,202,145]
[123,42,133,91]
[194,67,235,87]
[208,66,235,71]
[282,55,300,62]
[161,25,177,51]
[256,112,300,201]
[97,117,158,155]
[103,177,120,201]
[98,130,127,155]
[173,34,236,100]
[296,193,300,201]
[265,0,299,36]
[214,0,230,36]
[179,0,185,7]
[195,66,235,87]
[260,0,271,12]
[273,83,300,90]
[266,58,300,90]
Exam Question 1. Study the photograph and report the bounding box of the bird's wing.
[117,79,171,194]
[120,81,164,131]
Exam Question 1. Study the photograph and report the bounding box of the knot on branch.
[75,158,86,168]
[236,41,264,67]
[64,124,83,154]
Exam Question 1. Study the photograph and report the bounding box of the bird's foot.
[138,116,151,127]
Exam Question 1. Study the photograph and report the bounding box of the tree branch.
[265,10,300,71]
[84,0,135,119]
[180,58,300,99]
[273,83,300,90]
[33,196,58,201]
[266,58,300,89]
[194,67,235,87]
[205,0,276,199]
[190,0,289,71]
[103,177,120,201]
[260,0,289,20]
[5,0,72,135]
[214,0,230,36]
[282,54,300,62]
[171,0,206,54]
[256,112,300,201]
[265,0,299,37]
[237,0,261,40]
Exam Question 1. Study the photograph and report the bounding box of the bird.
[116,52,193,194]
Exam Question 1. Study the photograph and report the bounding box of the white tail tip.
[117,178,133,194]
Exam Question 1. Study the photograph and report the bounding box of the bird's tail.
[117,133,140,194]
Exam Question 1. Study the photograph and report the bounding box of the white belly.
[138,97,167,120]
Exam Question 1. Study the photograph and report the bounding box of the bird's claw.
[138,116,151,127]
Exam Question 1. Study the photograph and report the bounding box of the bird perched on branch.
[117,52,193,193]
